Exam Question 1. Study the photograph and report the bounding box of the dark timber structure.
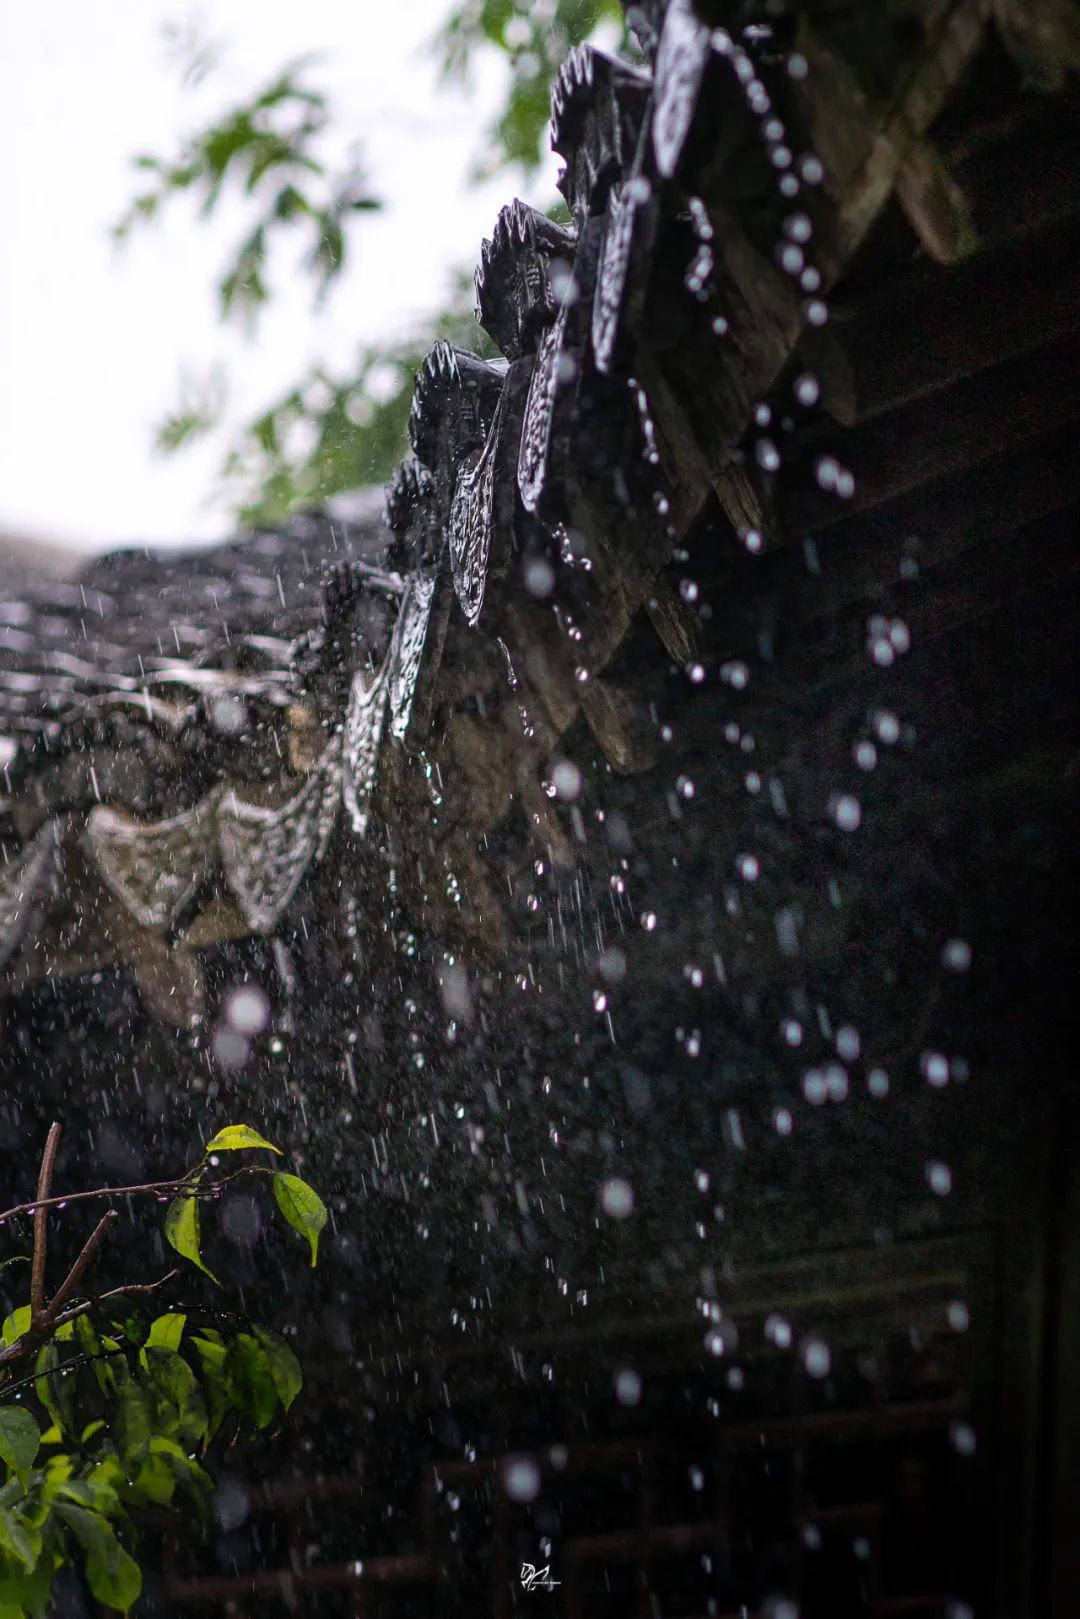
[2,1,1079,1613]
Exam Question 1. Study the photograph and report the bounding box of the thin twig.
[0,1164,264,1227]
[48,1210,119,1318]
[29,1123,61,1324]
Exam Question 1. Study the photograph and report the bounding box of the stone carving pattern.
[89,797,220,931]
[652,0,711,179]
[389,574,437,740]
[448,406,502,626]
[342,665,389,837]
[517,302,570,514]
[218,741,341,935]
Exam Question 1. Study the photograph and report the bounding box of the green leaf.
[140,1347,196,1408]
[140,1347,207,1443]
[0,1506,41,1573]
[271,1173,327,1267]
[129,1453,176,1507]
[110,1367,152,1467]
[224,1333,278,1430]
[189,1336,229,1445]
[164,1188,219,1284]
[0,1545,53,1614]
[53,1475,121,1519]
[252,1327,302,1413]
[146,1313,186,1352]
[148,1438,212,1515]
[55,1504,141,1612]
[34,1345,75,1440]
[74,1315,115,1398]
[0,1309,30,1350]
[0,1411,38,1491]
[204,1124,281,1156]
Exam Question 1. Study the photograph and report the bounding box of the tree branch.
[29,1123,61,1325]
[48,1210,119,1318]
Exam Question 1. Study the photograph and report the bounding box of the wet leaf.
[146,1313,186,1352]
[0,1410,39,1490]
[164,1188,218,1284]
[271,1173,327,1267]
[204,1124,281,1156]
[253,1326,302,1412]
[0,1506,40,1574]
[224,1333,278,1430]
[56,1502,141,1612]
[34,1344,76,1439]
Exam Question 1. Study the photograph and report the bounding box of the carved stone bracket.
[448,358,533,626]
[407,343,507,506]
[475,199,577,362]
[551,45,652,225]
[517,219,605,519]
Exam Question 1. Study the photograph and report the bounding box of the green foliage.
[0,1125,323,1614]
[114,57,380,330]
[118,1,629,528]
[437,0,627,174]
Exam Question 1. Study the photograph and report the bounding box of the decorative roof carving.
[407,342,507,490]
[474,199,577,361]
[551,45,652,223]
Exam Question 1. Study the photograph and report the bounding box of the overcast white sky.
[0,1,558,552]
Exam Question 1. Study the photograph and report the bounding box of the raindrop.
[802,1338,831,1378]
[830,794,862,832]
[224,983,271,1037]
[874,711,901,745]
[949,1421,977,1457]
[600,1177,634,1219]
[525,557,555,597]
[765,1314,792,1349]
[836,1025,860,1062]
[614,1368,642,1406]
[552,760,582,801]
[794,373,819,407]
[947,1300,970,1332]
[867,1067,890,1098]
[501,1456,541,1502]
[926,1161,953,1196]
[943,938,972,973]
[922,1051,950,1088]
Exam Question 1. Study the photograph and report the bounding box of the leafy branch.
[113,57,381,330]
[0,1122,327,1615]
